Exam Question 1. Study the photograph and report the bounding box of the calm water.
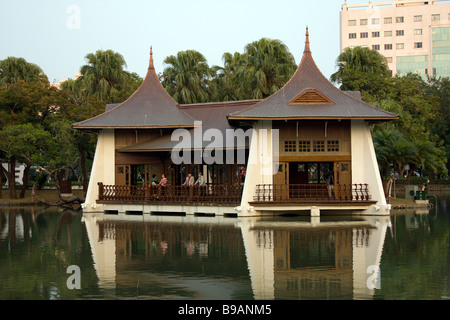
[0,193,448,300]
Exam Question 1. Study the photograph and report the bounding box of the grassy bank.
[0,189,85,206]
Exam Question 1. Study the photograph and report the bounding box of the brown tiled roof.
[228,28,398,121]
[72,48,195,129]
[118,100,260,152]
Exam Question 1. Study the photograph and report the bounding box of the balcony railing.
[97,183,243,204]
[253,184,372,203]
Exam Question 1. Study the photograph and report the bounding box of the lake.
[0,192,448,300]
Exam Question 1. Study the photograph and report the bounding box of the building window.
[432,14,440,21]
[360,32,369,38]
[372,44,380,50]
[371,18,380,25]
[396,16,404,23]
[414,15,422,22]
[348,19,356,26]
[414,42,423,48]
[385,30,392,37]
[385,44,393,50]
[396,30,404,36]
[327,141,339,152]
[384,17,392,24]
[298,141,311,152]
[396,43,404,49]
[386,57,393,63]
[284,140,296,152]
[360,19,368,25]
[372,31,380,37]
[349,33,357,39]
[313,141,325,152]
[414,29,423,35]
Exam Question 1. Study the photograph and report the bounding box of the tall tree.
[233,38,297,100]
[330,46,391,100]
[161,50,212,104]
[78,49,131,103]
[0,57,48,199]
[0,57,44,87]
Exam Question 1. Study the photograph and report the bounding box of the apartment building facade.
[340,0,450,79]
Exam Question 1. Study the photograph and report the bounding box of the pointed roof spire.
[304,26,311,54]
[149,46,154,69]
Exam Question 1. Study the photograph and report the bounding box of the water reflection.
[1,200,447,300]
[83,212,391,300]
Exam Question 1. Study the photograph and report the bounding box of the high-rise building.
[340,0,450,79]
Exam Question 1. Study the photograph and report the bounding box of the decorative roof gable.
[289,89,334,105]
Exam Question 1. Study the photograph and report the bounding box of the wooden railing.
[253,184,372,202]
[98,183,243,204]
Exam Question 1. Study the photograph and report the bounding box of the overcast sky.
[0,0,373,83]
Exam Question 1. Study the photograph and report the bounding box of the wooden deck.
[97,182,375,208]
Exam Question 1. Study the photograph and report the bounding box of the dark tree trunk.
[19,164,30,199]
[8,157,17,200]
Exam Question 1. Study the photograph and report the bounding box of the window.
[414,29,423,35]
[386,57,393,63]
[385,44,393,50]
[360,32,369,38]
[284,140,296,152]
[360,19,368,25]
[298,141,311,152]
[414,42,423,48]
[432,14,440,21]
[396,43,404,49]
[396,16,404,23]
[414,15,422,22]
[327,141,339,152]
[348,19,356,26]
[396,30,404,36]
[349,33,357,39]
[371,18,380,25]
[313,141,325,152]
[385,30,392,37]
[384,17,392,24]
[372,44,380,50]
[372,31,380,37]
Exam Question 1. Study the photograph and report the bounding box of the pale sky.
[0,0,370,83]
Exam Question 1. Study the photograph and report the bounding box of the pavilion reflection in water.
[83,212,390,299]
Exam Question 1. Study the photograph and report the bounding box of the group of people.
[149,172,205,187]
[182,172,205,186]
[150,173,167,187]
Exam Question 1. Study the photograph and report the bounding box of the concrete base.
[81,201,391,217]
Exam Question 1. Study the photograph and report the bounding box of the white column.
[82,129,115,212]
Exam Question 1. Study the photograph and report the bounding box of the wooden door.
[274,162,289,201]
[116,165,130,185]
[334,162,351,200]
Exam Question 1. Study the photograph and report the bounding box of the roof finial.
[149,46,154,69]
[304,26,311,54]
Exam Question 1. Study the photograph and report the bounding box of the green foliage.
[77,49,132,103]
[332,46,448,182]
[213,38,297,101]
[161,50,213,104]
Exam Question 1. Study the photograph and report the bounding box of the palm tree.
[210,52,245,101]
[0,57,44,87]
[330,46,391,92]
[234,38,297,100]
[78,49,131,102]
[161,50,212,104]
